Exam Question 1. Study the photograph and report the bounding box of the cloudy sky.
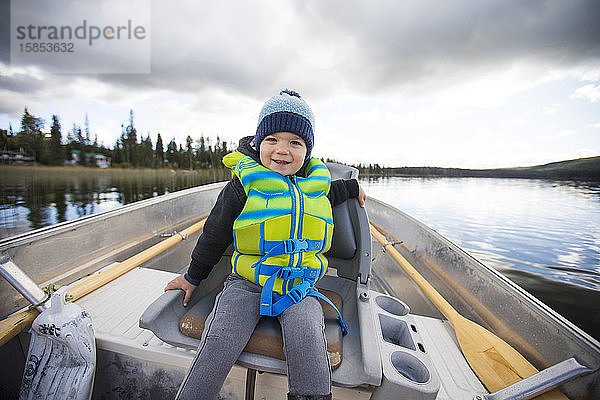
[1,0,599,168]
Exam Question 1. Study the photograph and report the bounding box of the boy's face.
[259,132,307,176]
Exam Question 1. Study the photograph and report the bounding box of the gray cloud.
[3,0,600,104]
[0,67,51,115]
[292,0,600,93]
[95,1,600,99]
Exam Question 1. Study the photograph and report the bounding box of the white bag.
[20,286,96,400]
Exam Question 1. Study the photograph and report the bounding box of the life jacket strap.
[263,238,323,255]
[249,237,348,336]
[308,289,349,336]
[259,274,348,336]
[251,238,323,284]
[255,265,320,281]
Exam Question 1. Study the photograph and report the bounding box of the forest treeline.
[2,107,598,180]
[355,158,600,181]
[1,108,234,169]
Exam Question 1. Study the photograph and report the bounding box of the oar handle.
[0,308,39,347]
[369,223,461,322]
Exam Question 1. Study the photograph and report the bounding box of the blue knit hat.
[255,89,315,158]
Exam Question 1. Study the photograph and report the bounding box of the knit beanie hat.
[255,89,315,158]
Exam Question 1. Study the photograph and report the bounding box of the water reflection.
[361,176,600,340]
[0,167,229,238]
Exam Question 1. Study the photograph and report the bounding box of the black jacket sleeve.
[186,178,246,283]
[328,178,360,206]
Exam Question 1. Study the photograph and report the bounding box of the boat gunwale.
[0,181,227,248]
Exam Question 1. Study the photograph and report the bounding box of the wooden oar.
[0,216,207,347]
[370,223,567,399]
[0,308,38,347]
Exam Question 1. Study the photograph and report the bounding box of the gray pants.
[176,274,332,399]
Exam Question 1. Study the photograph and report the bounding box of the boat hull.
[0,176,598,399]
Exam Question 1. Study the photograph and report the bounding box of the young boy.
[165,89,366,400]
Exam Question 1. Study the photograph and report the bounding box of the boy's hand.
[165,274,197,307]
[358,185,367,208]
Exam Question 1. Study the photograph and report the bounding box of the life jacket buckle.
[283,238,309,254]
[278,266,305,280]
[286,281,312,304]
[287,285,305,303]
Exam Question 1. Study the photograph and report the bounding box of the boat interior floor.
[70,266,373,399]
[58,265,486,399]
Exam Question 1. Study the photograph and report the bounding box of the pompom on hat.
[255,89,315,158]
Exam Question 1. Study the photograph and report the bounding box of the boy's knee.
[281,300,324,331]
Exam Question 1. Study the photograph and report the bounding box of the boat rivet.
[360,292,369,301]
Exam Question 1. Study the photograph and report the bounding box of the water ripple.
[362,176,600,339]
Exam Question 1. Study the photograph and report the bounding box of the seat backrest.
[327,202,357,260]
[324,163,372,284]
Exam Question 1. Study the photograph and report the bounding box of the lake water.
[361,176,600,341]
[0,166,229,238]
[1,167,599,341]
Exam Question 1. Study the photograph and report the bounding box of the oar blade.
[455,317,568,399]
[455,316,536,391]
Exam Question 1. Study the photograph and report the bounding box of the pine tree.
[19,107,44,162]
[48,115,64,165]
[79,149,89,166]
[112,139,123,165]
[126,110,139,167]
[118,124,129,165]
[185,135,194,170]
[197,135,208,167]
[155,133,164,168]
[66,124,86,166]
[140,134,154,168]
[179,144,184,169]
[67,123,76,144]
[166,138,178,168]
[76,125,85,145]
[0,129,7,152]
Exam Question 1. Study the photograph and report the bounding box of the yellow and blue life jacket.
[223,152,347,335]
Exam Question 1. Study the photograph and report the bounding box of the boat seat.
[178,284,344,369]
[140,163,376,390]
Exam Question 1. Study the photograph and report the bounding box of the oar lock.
[28,284,73,309]
[373,240,403,262]
[160,231,188,240]
[383,240,403,249]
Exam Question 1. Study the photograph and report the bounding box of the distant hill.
[380,156,600,181]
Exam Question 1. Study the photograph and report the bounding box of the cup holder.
[391,351,430,384]
[379,314,415,350]
[375,295,409,316]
